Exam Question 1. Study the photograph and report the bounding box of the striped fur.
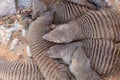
[82,39,120,76]
[43,9,120,43]
[44,42,81,65]
[26,11,75,80]
[33,0,110,24]
[52,1,90,24]
[32,0,90,24]
[78,9,120,42]
[32,0,48,19]
[67,0,110,9]
[66,0,97,9]
[45,39,120,77]
[45,42,105,80]
[70,44,104,80]
[0,58,44,80]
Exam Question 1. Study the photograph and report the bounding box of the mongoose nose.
[43,34,61,43]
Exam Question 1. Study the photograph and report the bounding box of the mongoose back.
[0,58,44,80]
[26,11,75,80]
[33,0,89,23]
[43,9,120,43]
[83,39,120,76]
[33,0,110,24]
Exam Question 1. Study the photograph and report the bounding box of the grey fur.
[44,42,84,66]
[45,42,105,80]
[45,39,120,76]
[0,58,44,80]
[82,39,120,76]
[69,44,104,80]
[45,39,120,78]
[32,0,111,24]
[32,0,48,19]
[89,0,110,8]
[26,10,75,80]
[67,0,110,9]
[44,42,80,65]
[43,9,120,43]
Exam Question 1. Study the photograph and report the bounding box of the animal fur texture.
[32,0,48,19]
[26,10,75,80]
[45,39,120,78]
[43,9,120,43]
[0,58,44,80]
[44,42,80,65]
[32,0,90,23]
[82,39,120,76]
[30,0,112,79]
[69,44,105,80]
[32,0,111,24]
[67,0,110,9]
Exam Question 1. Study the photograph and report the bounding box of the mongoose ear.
[43,50,62,58]
[72,44,86,62]
[43,44,63,58]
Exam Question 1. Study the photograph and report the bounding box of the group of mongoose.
[0,0,120,80]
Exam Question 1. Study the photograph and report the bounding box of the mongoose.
[44,42,105,80]
[26,10,75,80]
[32,0,110,23]
[44,42,80,65]
[43,9,120,43]
[44,39,120,77]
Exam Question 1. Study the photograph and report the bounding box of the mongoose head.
[43,21,80,43]
[44,42,80,65]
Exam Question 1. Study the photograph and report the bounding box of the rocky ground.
[0,7,32,61]
[0,0,120,80]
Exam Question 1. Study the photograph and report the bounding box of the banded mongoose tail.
[44,42,80,65]
[26,10,75,80]
[67,0,110,9]
[0,58,45,80]
[43,9,120,43]
[69,44,104,80]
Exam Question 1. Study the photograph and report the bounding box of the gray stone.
[18,0,33,9]
[0,0,16,16]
